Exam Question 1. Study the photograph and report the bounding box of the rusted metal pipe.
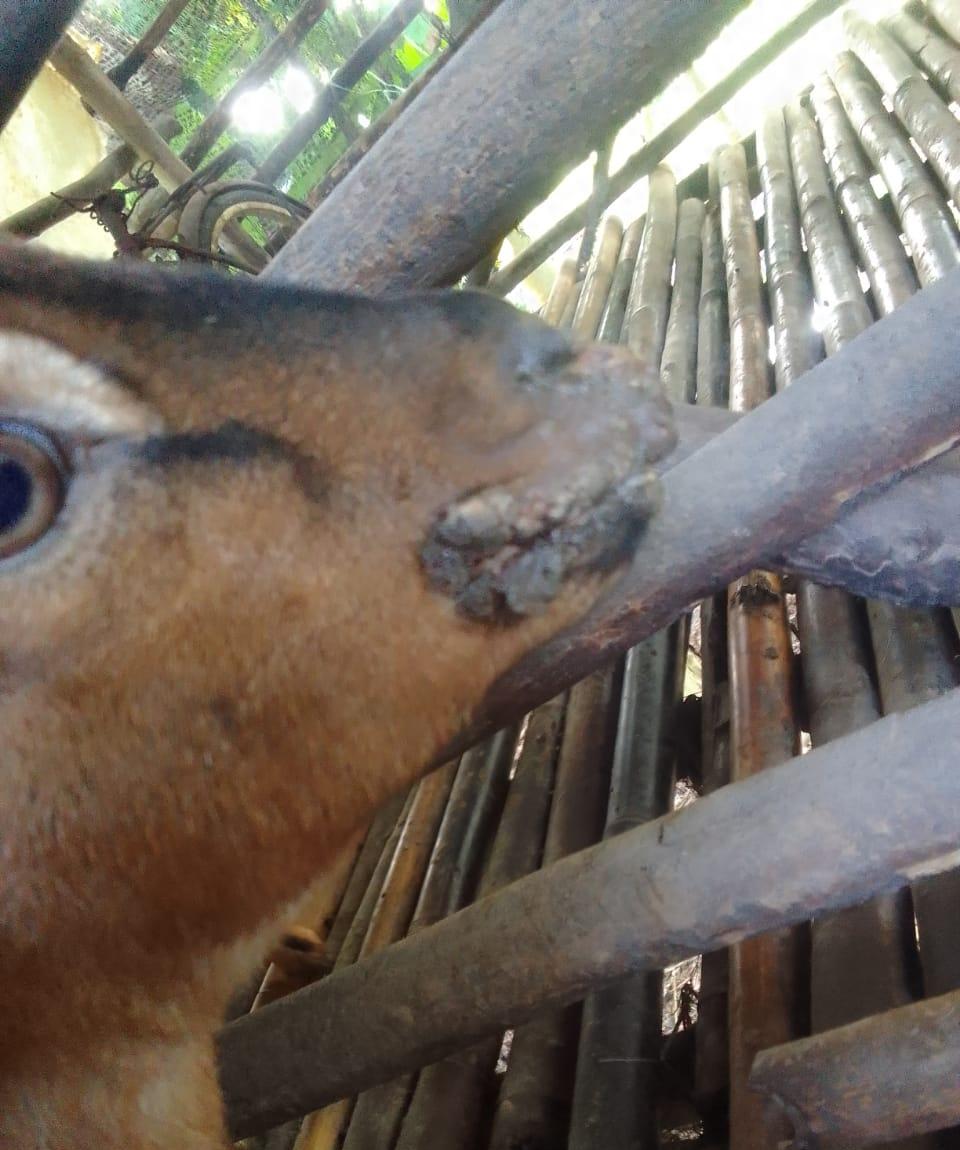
[219,687,960,1136]
[750,988,960,1148]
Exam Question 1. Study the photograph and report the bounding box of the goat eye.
[0,421,68,560]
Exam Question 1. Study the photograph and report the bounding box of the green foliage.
[93,0,451,199]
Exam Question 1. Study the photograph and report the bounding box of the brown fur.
[0,245,673,1147]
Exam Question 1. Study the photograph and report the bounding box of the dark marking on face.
[138,421,330,504]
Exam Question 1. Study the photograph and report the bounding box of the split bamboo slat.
[718,139,803,1150]
[767,100,924,1120]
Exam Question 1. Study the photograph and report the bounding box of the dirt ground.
[0,63,115,260]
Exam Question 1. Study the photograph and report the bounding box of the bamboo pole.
[623,165,678,367]
[339,731,517,1150]
[718,136,803,1150]
[927,0,960,46]
[758,108,820,391]
[808,75,917,316]
[803,68,960,1000]
[844,11,960,211]
[886,8,960,104]
[393,698,565,1150]
[487,671,620,1150]
[294,767,456,1150]
[571,216,623,340]
[50,37,195,193]
[0,113,179,238]
[693,165,732,1138]
[596,218,644,343]
[568,631,686,1150]
[106,0,193,91]
[180,0,331,169]
[220,688,960,1137]
[767,99,922,1071]
[697,183,730,409]
[787,99,873,352]
[540,258,577,327]
[486,0,844,296]
[829,50,960,287]
[661,198,706,404]
[255,0,426,183]
[0,0,84,133]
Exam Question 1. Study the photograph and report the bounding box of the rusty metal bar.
[750,988,960,1147]
[0,0,84,133]
[264,0,748,290]
[219,687,960,1136]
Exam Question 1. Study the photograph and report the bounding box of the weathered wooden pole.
[180,0,331,169]
[263,0,749,291]
[219,687,960,1135]
[255,0,425,183]
[106,0,193,91]
[886,8,960,105]
[751,988,960,1147]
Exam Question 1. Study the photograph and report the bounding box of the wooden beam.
[218,686,960,1135]
[750,988,960,1146]
[263,0,752,290]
